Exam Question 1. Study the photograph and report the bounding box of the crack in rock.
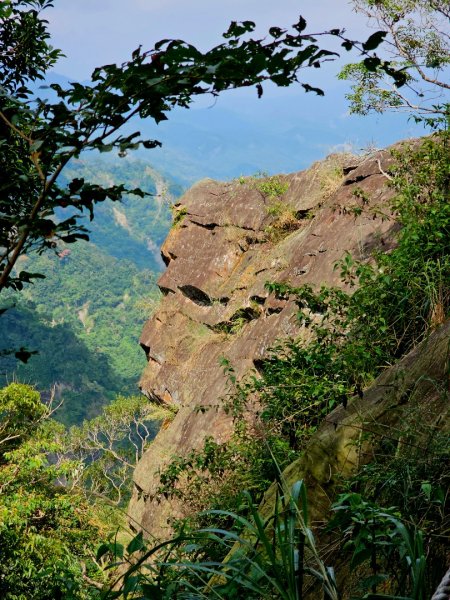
[178,285,212,306]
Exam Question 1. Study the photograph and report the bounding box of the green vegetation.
[0,383,105,600]
[0,1,448,599]
[237,172,289,201]
[210,307,262,336]
[69,394,173,505]
[59,157,175,272]
[0,150,174,425]
[235,173,301,242]
[329,494,429,599]
[256,175,289,201]
[101,479,340,600]
[0,242,161,424]
[0,382,173,598]
[339,0,449,121]
[170,204,188,228]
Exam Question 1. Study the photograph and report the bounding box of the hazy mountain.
[42,72,423,186]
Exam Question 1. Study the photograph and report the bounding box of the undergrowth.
[236,172,289,201]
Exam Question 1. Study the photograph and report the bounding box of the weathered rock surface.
[129,145,408,537]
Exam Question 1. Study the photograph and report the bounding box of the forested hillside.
[0,156,174,424]
[1,244,156,423]
[59,157,181,270]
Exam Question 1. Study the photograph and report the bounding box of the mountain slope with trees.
[0,242,159,424]
[0,153,173,424]
[0,0,448,599]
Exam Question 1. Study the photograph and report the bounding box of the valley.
[0,156,174,424]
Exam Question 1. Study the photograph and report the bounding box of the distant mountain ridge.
[44,72,423,186]
[132,90,422,184]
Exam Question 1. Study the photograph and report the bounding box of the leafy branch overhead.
[339,0,450,117]
[1,0,398,293]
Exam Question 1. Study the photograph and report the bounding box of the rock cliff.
[129,146,406,537]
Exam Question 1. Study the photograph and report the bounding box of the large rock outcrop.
[129,146,406,537]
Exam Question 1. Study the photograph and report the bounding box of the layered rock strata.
[129,146,405,537]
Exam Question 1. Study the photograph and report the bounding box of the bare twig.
[377,159,394,181]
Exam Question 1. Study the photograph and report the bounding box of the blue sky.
[45,1,423,181]
[47,1,370,81]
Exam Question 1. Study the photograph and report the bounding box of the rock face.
[129,146,404,537]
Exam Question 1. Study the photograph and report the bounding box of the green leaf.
[96,543,111,561]
[302,83,324,95]
[362,31,387,52]
[223,21,255,39]
[293,16,307,33]
[68,177,85,193]
[364,56,381,72]
[420,481,432,500]
[127,531,144,554]
[142,139,162,149]
[341,40,354,51]
[122,574,140,596]
[269,27,285,39]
